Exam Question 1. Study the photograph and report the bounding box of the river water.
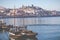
[0,17,60,40]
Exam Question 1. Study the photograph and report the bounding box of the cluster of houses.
[0,5,60,17]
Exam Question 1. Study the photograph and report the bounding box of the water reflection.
[0,31,9,40]
[1,17,60,26]
[10,37,38,40]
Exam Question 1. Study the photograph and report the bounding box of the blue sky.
[0,0,60,11]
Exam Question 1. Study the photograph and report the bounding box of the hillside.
[0,5,60,17]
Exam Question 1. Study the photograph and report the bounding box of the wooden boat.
[0,21,9,31]
[9,29,37,39]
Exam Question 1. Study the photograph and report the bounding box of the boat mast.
[14,5,16,26]
[13,5,18,32]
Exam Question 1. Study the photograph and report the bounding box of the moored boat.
[9,26,38,39]
[0,21,9,31]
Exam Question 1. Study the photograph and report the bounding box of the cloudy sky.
[0,0,60,11]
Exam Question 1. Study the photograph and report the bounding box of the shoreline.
[0,16,60,18]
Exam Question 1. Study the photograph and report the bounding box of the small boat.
[9,30,37,38]
[9,26,37,39]
[0,21,9,31]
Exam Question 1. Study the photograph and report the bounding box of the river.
[0,17,60,40]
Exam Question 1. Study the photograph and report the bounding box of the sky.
[0,0,60,11]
